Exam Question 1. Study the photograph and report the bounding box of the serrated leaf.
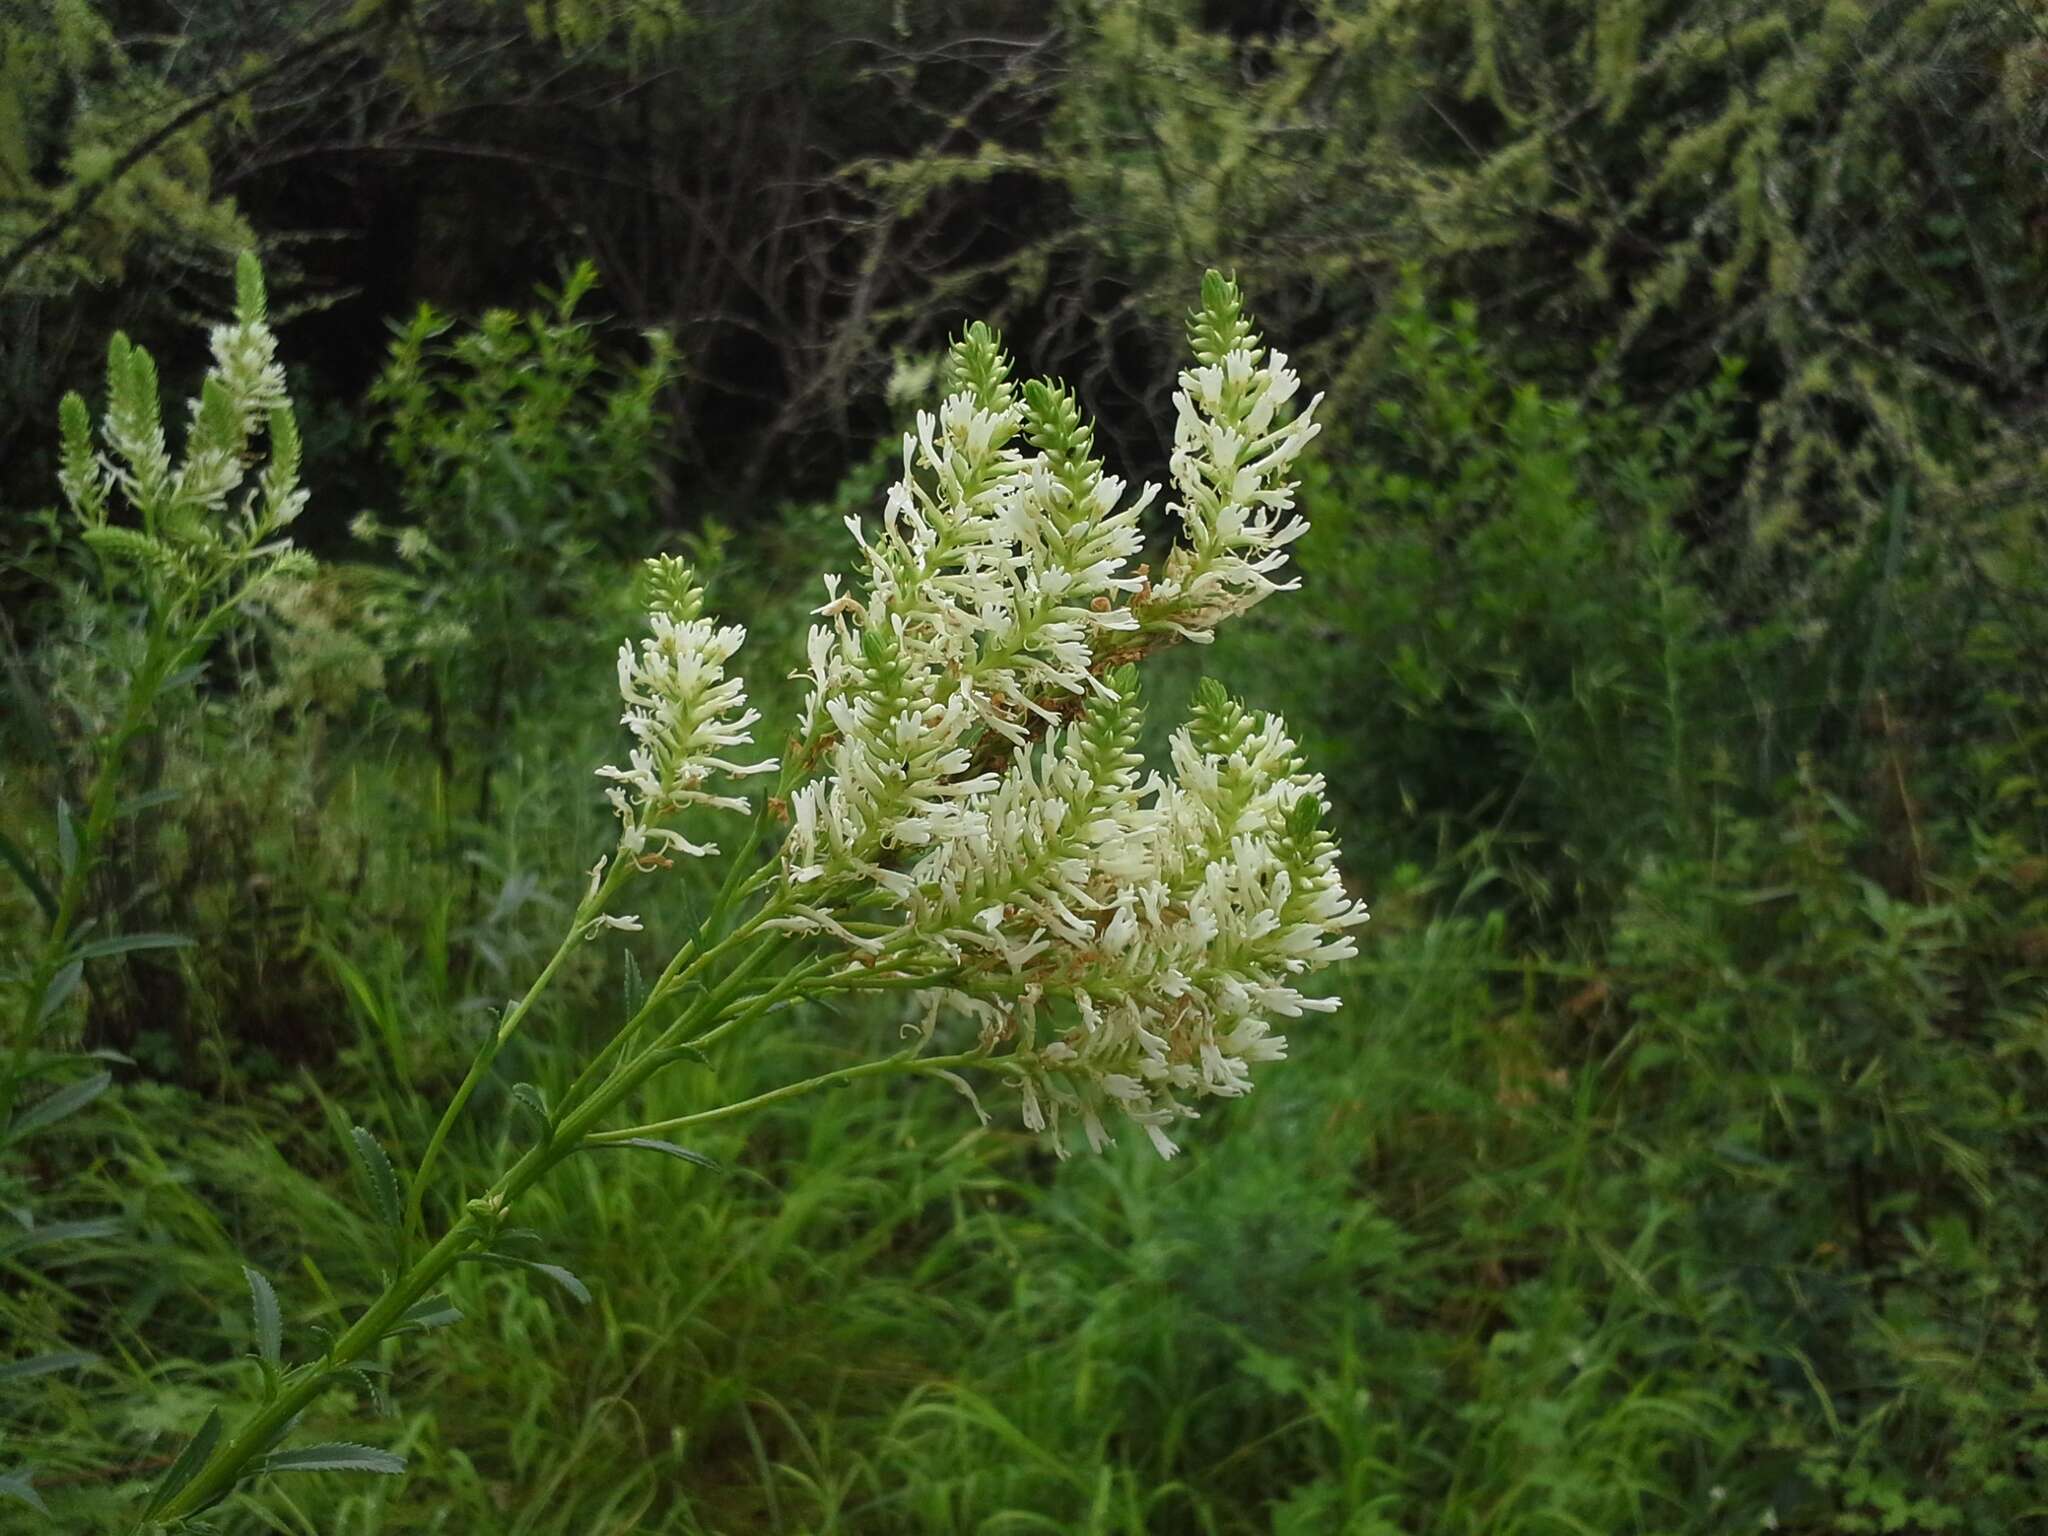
[0,829,54,920]
[0,1351,95,1383]
[67,931,192,963]
[257,1443,405,1477]
[244,1266,282,1367]
[146,1409,222,1517]
[385,1294,462,1337]
[331,1365,391,1416]
[510,1083,549,1131]
[591,1138,720,1172]
[4,1071,110,1146]
[347,1126,402,1229]
[0,1472,46,1515]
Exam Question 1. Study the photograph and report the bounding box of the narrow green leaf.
[347,1126,402,1229]
[0,1472,47,1515]
[328,1365,391,1415]
[0,1351,95,1383]
[476,1251,591,1304]
[68,931,192,963]
[54,800,76,879]
[146,1409,222,1518]
[7,1046,132,1084]
[0,829,55,920]
[384,1294,462,1338]
[115,786,184,818]
[0,1217,123,1259]
[244,1266,282,1367]
[622,950,646,1017]
[592,1137,720,1172]
[650,1042,710,1070]
[257,1443,405,1477]
[33,961,82,1027]
[4,1071,110,1146]
[525,1261,591,1304]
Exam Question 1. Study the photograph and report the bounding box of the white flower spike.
[598,555,776,864]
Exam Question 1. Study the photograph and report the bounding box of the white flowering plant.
[101,270,1365,1528]
[3,253,313,1515]
[9,249,313,1103]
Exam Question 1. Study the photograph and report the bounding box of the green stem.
[147,912,985,1525]
[402,853,634,1235]
[589,1049,992,1143]
[552,891,791,1121]
[590,933,803,1111]
[8,570,278,1119]
[3,633,170,1122]
[151,1164,516,1524]
[150,925,811,1522]
[674,949,823,1056]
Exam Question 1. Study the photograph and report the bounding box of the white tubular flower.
[996,684,1367,1158]
[785,322,1161,892]
[904,671,1153,965]
[599,556,776,863]
[1138,269,1323,641]
[778,274,1361,1159]
[206,255,290,439]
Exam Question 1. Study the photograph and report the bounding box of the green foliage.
[0,251,322,1520]
[1225,276,1746,928]
[354,262,676,822]
[1021,0,2048,562]
[0,1,251,294]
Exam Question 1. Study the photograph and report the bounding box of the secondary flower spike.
[598,555,776,867]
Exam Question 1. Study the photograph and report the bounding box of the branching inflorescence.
[126,268,1364,1528]
[611,269,1366,1156]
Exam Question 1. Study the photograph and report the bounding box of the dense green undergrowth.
[7,259,2048,1536]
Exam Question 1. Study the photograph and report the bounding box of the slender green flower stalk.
[134,271,1364,1529]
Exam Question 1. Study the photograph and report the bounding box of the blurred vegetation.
[7,0,2048,1531]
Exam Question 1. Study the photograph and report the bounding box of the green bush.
[354,262,677,826]
[1222,276,1746,930]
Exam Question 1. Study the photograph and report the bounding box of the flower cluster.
[778,322,1147,898]
[57,252,310,614]
[760,272,1364,1155]
[598,555,776,870]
